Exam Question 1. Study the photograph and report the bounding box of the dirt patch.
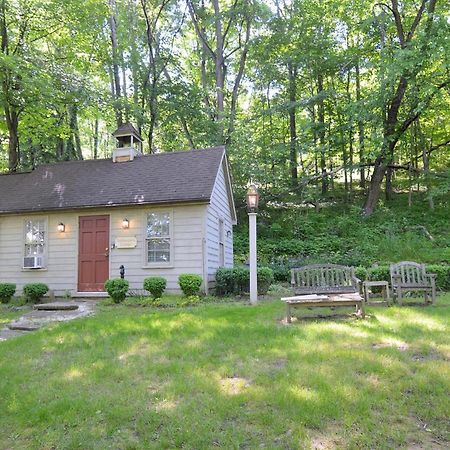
[269,357,288,370]
[372,342,409,351]
[405,415,449,449]
[411,349,448,362]
[220,376,251,395]
[309,423,343,449]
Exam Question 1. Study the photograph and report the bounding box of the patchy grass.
[0,304,30,326]
[0,295,449,449]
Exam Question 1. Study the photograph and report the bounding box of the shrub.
[0,283,16,303]
[267,283,293,297]
[104,278,129,303]
[143,277,167,300]
[215,266,274,296]
[426,264,450,291]
[178,274,203,296]
[257,267,274,295]
[23,283,49,303]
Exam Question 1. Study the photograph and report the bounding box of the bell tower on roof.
[111,123,143,162]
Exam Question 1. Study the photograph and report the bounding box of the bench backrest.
[291,264,358,294]
[390,261,427,286]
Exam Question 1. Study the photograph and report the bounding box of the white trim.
[142,208,174,268]
[202,204,209,294]
[22,216,48,269]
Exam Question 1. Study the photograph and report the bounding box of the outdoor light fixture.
[246,184,260,213]
[122,218,130,229]
[57,222,65,233]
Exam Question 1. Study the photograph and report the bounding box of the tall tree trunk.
[108,0,123,127]
[317,72,327,194]
[288,62,298,186]
[212,0,225,143]
[423,144,434,210]
[93,117,99,159]
[5,105,19,171]
[355,61,365,189]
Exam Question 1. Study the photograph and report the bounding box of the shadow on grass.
[0,297,449,448]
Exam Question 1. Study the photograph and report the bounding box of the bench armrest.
[391,274,402,284]
[426,273,437,279]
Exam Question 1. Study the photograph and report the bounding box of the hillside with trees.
[1,0,449,265]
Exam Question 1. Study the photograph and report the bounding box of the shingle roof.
[112,123,143,141]
[0,147,225,214]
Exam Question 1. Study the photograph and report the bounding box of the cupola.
[112,123,143,162]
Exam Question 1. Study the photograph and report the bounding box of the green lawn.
[0,295,449,449]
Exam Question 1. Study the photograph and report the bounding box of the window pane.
[24,220,46,259]
[147,238,170,263]
[147,212,170,238]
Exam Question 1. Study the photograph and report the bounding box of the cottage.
[0,125,236,297]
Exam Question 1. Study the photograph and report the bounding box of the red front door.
[78,215,110,292]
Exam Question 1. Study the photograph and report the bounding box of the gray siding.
[205,160,234,289]
[0,204,207,296]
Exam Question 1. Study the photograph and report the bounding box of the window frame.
[22,216,48,270]
[143,209,174,268]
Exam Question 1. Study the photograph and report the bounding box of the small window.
[146,212,171,263]
[219,219,225,267]
[24,219,47,268]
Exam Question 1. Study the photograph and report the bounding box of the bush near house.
[178,274,203,297]
[104,279,129,304]
[0,283,16,303]
[215,267,274,296]
[23,283,49,304]
[143,277,167,300]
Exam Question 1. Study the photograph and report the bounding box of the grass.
[0,304,30,326]
[0,294,449,449]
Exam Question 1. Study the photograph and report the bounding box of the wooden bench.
[282,264,363,322]
[390,261,436,305]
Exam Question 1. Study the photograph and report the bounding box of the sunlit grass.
[0,295,449,449]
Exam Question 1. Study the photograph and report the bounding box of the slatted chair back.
[291,264,359,295]
[390,261,427,287]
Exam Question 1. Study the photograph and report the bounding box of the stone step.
[34,302,79,311]
[0,328,28,340]
[8,322,41,331]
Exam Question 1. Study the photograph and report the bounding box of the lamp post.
[246,184,259,304]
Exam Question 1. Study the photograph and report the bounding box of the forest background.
[1,0,449,273]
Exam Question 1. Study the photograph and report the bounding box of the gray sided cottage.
[0,130,236,297]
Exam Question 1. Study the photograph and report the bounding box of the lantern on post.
[246,184,259,304]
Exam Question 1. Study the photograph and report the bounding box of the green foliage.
[427,265,450,291]
[0,283,16,304]
[178,274,203,297]
[23,283,49,304]
[104,278,129,304]
[257,267,275,295]
[143,277,167,300]
[215,267,274,296]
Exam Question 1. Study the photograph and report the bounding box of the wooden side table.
[362,281,391,305]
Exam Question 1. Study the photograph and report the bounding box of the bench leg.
[397,287,402,306]
[363,285,369,304]
[385,285,391,306]
[431,283,436,305]
[286,303,292,324]
[359,302,365,318]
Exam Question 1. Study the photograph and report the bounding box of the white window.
[219,219,225,267]
[146,212,171,264]
[24,218,47,268]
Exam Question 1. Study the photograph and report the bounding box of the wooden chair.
[390,261,436,305]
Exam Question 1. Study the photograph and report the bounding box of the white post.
[249,212,258,304]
